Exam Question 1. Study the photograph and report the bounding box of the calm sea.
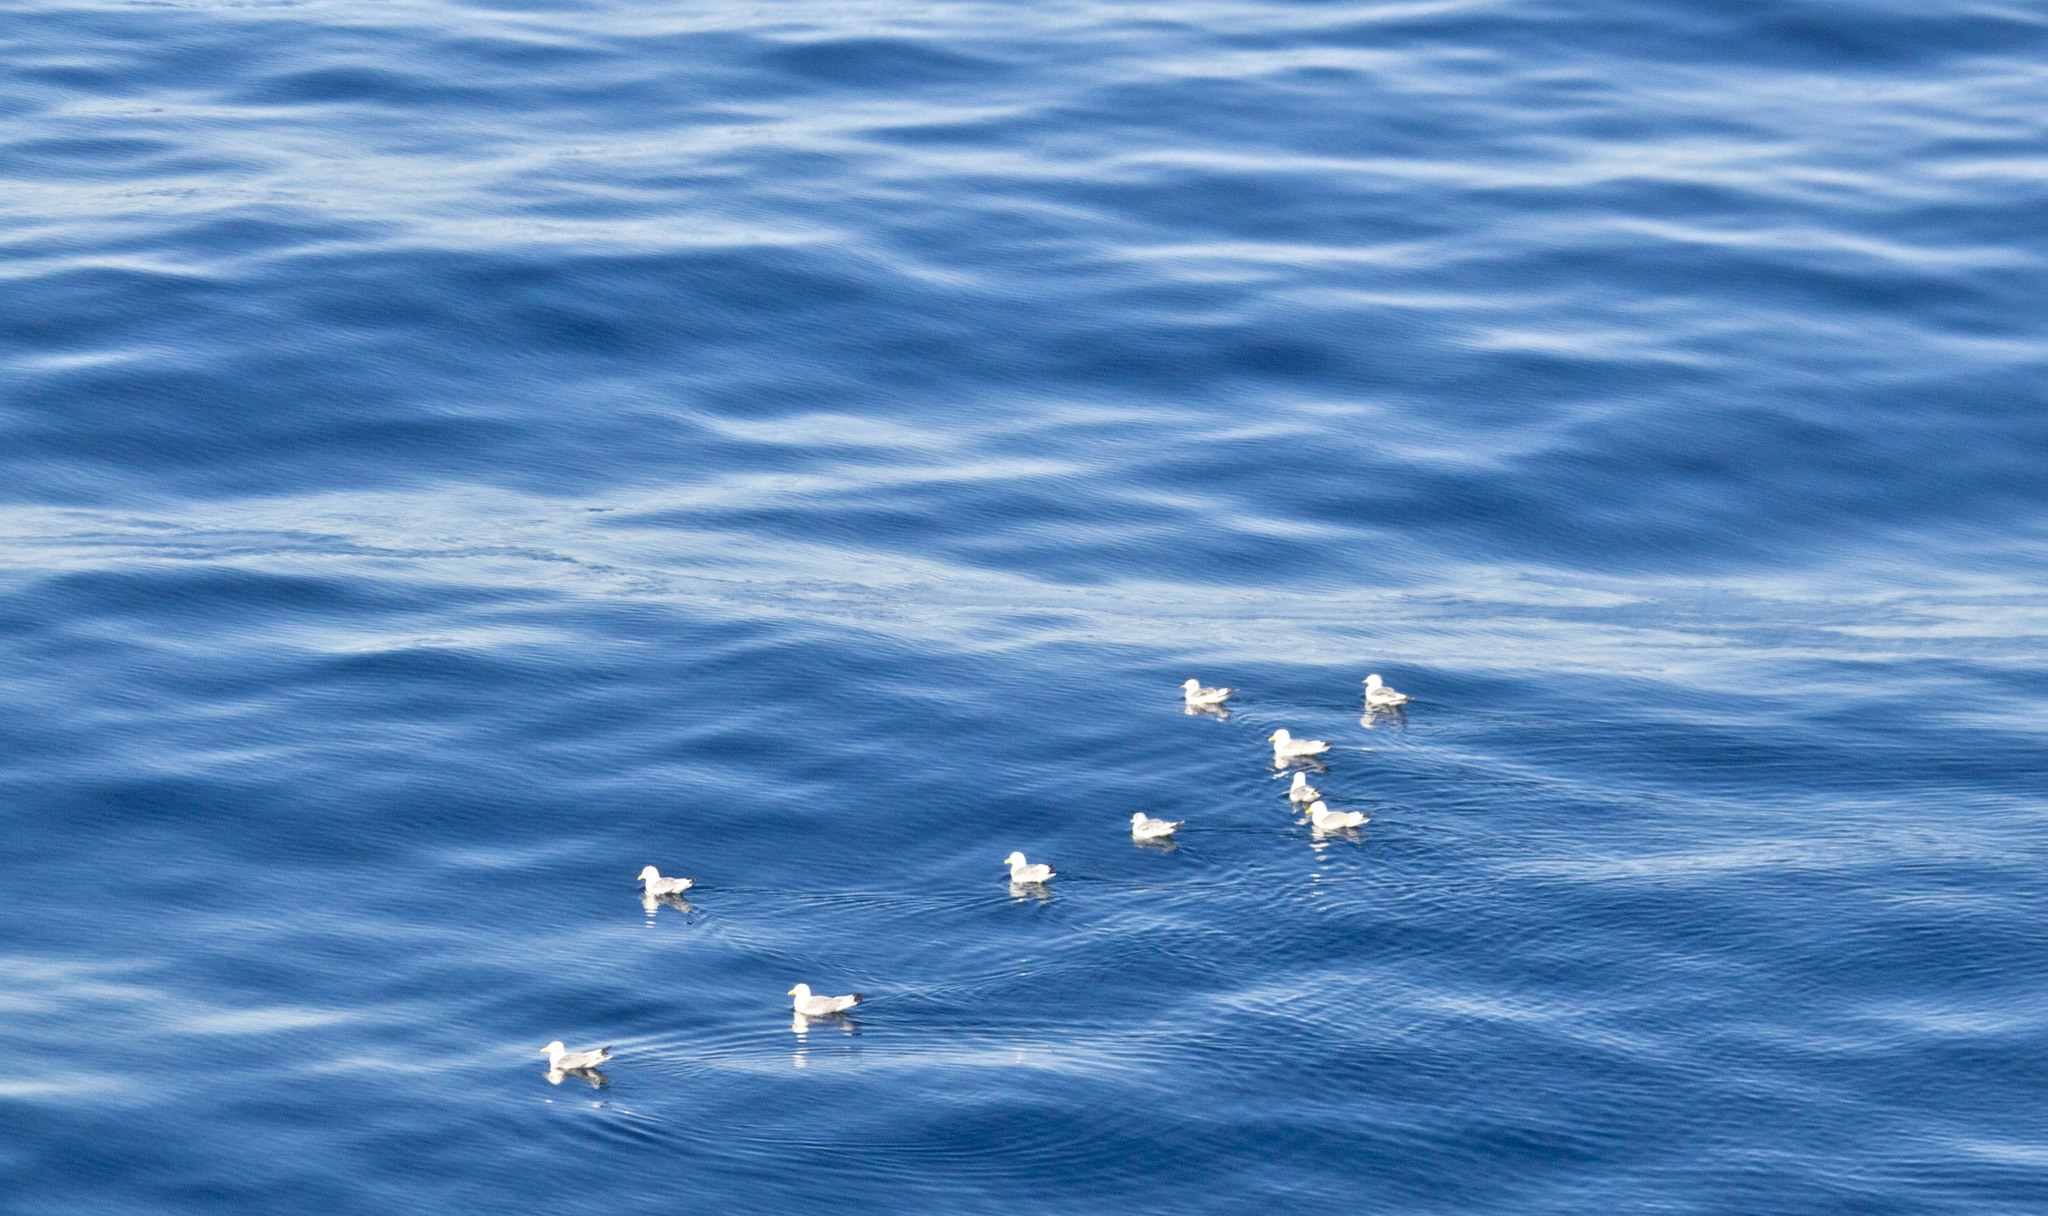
[5,1,2047,1212]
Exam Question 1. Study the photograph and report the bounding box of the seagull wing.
[555,1047,610,1070]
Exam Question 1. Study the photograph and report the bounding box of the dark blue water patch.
[1740,3,2048,69]
[238,65,501,108]
[1286,0,2048,73]
[428,34,620,76]
[757,36,1017,90]
[4,361,515,499]
[1,134,179,169]
[3,10,295,101]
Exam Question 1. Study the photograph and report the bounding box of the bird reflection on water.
[640,892,694,920]
[791,1007,862,1077]
[791,1014,863,1071]
[1359,706,1407,731]
[1306,825,1365,859]
[546,1066,609,1089]
[790,1010,862,1037]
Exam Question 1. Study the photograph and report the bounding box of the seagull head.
[1003,851,1027,867]
[1308,801,1328,814]
[1130,813,1147,824]
[1271,729,1290,743]
[788,984,811,999]
[637,865,660,882]
[542,1041,565,1057]
[1182,678,1200,691]
[1364,674,1382,688]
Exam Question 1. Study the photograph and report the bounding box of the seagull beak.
[787,988,797,995]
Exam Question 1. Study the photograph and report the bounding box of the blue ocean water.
[5,0,2048,1210]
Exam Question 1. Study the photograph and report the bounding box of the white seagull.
[637,865,693,896]
[1308,800,1368,830]
[1130,812,1183,840]
[1004,851,1054,884]
[1287,772,1321,804]
[542,1041,612,1072]
[1362,674,1412,708]
[1269,729,1329,760]
[789,983,861,1016]
[1182,678,1231,707]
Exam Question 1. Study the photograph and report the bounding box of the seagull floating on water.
[1362,674,1412,708]
[1182,678,1231,707]
[1269,729,1330,760]
[1004,851,1054,884]
[1130,812,1183,840]
[789,983,862,1016]
[1308,800,1367,830]
[1287,772,1320,804]
[637,866,693,896]
[542,1041,612,1072]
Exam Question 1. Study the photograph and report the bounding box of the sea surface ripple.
[4,1,2047,1212]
